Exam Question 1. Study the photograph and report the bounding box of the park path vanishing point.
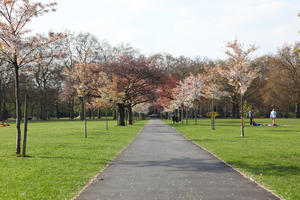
[76,119,279,200]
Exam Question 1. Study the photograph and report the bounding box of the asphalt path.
[76,119,279,200]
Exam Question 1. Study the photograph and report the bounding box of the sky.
[29,0,300,59]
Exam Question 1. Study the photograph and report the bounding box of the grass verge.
[0,120,147,200]
[166,118,300,200]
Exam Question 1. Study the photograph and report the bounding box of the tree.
[203,66,227,130]
[262,44,300,117]
[106,55,165,125]
[220,39,258,137]
[0,0,63,155]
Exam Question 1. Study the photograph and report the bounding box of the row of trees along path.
[1,0,299,157]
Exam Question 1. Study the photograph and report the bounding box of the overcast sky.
[29,0,300,59]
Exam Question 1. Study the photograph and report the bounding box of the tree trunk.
[83,96,87,138]
[70,97,74,119]
[194,108,197,125]
[296,102,300,118]
[117,103,125,126]
[105,108,108,131]
[211,98,215,130]
[22,94,28,157]
[241,95,245,137]
[88,109,91,119]
[14,64,21,155]
[0,88,3,121]
[125,108,128,126]
[80,97,84,120]
[181,107,184,125]
[113,108,117,120]
[56,102,59,119]
[97,108,101,119]
[128,104,133,125]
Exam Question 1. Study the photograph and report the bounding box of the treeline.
[1,33,299,122]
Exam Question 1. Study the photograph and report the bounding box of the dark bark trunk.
[14,64,21,155]
[97,108,101,119]
[296,102,300,118]
[93,109,95,119]
[113,108,117,120]
[22,94,28,157]
[70,97,74,119]
[88,109,91,119]
[125,108,128,126]
[44,90,48,120]
[56,102,59,119]
[181,107,184,125]
[0,88,2,121]
[128,104,133,125]
[80,97,84,120]
[40,90,47,120]
[117,103,125,126]
[83,96,87,138]
[241,95,245,137]
[211,98,215,130]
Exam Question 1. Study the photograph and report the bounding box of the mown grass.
[166,118,300,200]
[0,120,147,200]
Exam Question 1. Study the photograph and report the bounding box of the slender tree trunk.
[56,102,59,119]
[105,108,108,131]
[80,97,84,120]
[22,94,28,157]
[125,108,128,126]
[14,64,21,155]
[69,97,74,119]
[97,108,101,119]
[117,103,125,126]
[186,109,188,124]
[241,95,245,137]
[93,109,95,119]
[83,96,87,138]
[0,88,3,121]
[211,98,215,130]
[113,108,117,120]
[194,108,197,125]
[40,95,43,120]
[128,104,133,125]
[181,106,184,124]
[88,109,91,120]
[296,102,300,118]
[44,89,48,120]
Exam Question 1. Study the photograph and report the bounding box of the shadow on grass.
[228,161,300,176]
[30,155,111,162]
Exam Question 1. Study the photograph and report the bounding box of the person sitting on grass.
[0,121,9,127]
[252,120,263,126]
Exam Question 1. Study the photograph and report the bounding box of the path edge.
[163,120,284,200]
[71,120,150,200]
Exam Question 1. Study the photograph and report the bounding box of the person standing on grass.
[270,108,277,126]
[249,110,254,126]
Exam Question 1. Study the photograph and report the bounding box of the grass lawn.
[166,118,300,200]
[0,119,147,200]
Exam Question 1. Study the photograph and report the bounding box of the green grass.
[0,120,147,200]
[166,118,300,200]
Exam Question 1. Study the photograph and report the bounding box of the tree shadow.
[227,160,300,176]
[112,157,234,173]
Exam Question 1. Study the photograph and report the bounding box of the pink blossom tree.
[203,66,228,130]
[220,39,258,137]
[0,0,63,155]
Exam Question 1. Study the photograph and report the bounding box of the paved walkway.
[76,120,279,200]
